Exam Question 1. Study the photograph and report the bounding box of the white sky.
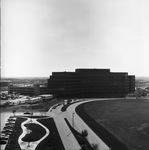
[1,0,149,77]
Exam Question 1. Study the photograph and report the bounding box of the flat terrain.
[4,116,64,150]
[1,99,64,150]
[1,99,59,132]
[1,98,58,113]
[84,99,149,150]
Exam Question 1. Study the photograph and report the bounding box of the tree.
[30,112,33,122]
[22,129,33,148]
[81,130,88,139]
[91,143,99,150]
[77,135,86,146]
[12,110,16,117]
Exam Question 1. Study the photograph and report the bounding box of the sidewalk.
[53,111,81,150]
[67,100,110,150]
[49,100,110,150]
[18,118,50,150]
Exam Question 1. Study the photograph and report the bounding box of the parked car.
[4,126,14,130]
[24,112,31,115]
[8,118,16,121]
[3,132,12,136]
[0,133,7,137]
[0,140,7,145]
[2,129,13,132]
[6,120,15,124]
[0,136,9,141]
[5,124,14,127]
[9,116,16,119]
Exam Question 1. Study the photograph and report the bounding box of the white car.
[0,135,9,141]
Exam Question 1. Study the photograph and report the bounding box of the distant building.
[8,84,50,96]
[48,68,135,98]
[128,75,135,93]
[0,80,12,92]
[0,80,12,86]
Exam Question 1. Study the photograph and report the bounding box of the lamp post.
[67,112,75,137]
[72,112,75,128]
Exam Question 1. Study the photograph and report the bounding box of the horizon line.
[1,76,149,79]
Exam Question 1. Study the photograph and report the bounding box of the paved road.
[50,105,81,150]
[67,99,110,150]
[49,99,110,150]
[1,98,112,150]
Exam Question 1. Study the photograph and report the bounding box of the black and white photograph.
[1,0,149,150]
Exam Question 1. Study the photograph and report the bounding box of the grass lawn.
[22,123,46,142]
[5,117,64,150]
[36,118,65,150]
[83,99,149,150]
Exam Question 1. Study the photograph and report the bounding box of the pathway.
[49,99,112,150]
[18,117,50,150]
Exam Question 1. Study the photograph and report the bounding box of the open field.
[82,99,149,150]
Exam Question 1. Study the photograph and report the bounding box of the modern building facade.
[47,72,82,98]
[48,68,135,98]
[8,84,50,96]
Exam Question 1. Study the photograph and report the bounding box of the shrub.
[81,130,88,138]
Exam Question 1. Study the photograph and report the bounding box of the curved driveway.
[48,98,119,150]
[67,99,110,150]
[48,104,82,150]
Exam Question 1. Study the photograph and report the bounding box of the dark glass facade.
[48,68,135,98]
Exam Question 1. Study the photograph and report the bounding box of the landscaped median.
[4,116,65,150]
[65,99,110,150]
[64,118,99,150]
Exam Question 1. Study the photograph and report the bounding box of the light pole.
[72,112,75,128]
[67,113,75,137]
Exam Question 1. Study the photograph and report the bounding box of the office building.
[48,68,135,98]
[8,84,50,96]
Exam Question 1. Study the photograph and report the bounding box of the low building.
[8,84,50,96]
[0,80,12,92]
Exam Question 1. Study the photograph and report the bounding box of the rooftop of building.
[75,68,110,73]
[50,68,135,76]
